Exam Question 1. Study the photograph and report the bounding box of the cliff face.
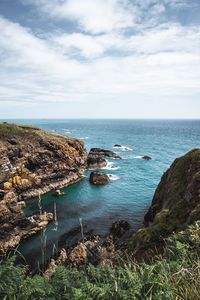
[128,149,200,259]
[0,123,87,254]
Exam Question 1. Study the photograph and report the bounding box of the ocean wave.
[102,161,120,170]
[133,156,143,159]
[62,129,75,134]
[108,174,120,181]
[113,145,133,151]
[79,136,89,140]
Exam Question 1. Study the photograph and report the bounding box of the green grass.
[0,123,40,139]
[1,222,200,300]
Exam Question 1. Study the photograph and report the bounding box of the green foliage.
[1,222,200,300]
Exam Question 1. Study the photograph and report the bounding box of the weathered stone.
[0,123,87,254]
[110,220,130,238]
[89,171,110,185]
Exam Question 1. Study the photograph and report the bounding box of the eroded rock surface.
[87,147,121,169]
[45,220,130,276]
[0,123,87,254]
[89,171,110,185]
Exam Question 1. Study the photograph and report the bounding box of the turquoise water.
[4,119,200,267]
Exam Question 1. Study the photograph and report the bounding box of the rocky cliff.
[127,148,200,259]
[0,123,87,254]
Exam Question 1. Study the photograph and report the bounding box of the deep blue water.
[2,119,200,267]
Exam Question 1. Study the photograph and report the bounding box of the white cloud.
[52,23,200,59]
[32,0,135,34]
[0,13,200,113]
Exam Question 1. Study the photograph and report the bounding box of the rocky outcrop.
[0,123,87,254]
[89,171,110,185]
[87,148,121,169]
[87,156,107,169]
[45,220,130,276]
[110,220,130,238]
[127,149,200,259]
[0,212,53,254]
[89,148,122,159]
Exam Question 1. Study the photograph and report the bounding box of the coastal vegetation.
[1,221,200,299]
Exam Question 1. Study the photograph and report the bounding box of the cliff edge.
[128,148,200,259]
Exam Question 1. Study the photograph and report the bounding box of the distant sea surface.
[2,119,200,267]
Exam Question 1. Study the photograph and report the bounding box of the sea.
[2,119,200,268]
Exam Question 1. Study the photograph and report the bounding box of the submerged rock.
[142,155,152,160]
[53,189,65,196]
[89,171,110,185]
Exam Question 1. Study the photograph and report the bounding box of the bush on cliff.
[1,221,200,300]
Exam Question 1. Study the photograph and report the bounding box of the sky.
[0,0,200,119]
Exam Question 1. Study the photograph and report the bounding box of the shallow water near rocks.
[4,119,200,268]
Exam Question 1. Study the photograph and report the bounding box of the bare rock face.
[0,212,53,254]
[89,171,110,185]
[128,149,200,259]
[0,123,87,254]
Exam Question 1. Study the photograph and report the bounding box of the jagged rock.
[89,148,122,159]
[45,234,120,273]
[89,172,110,185]
[87,156,107,169]
[0,123,87,254]
[0,212,53,254]
[110,220,130,238]
[7,138,18,145]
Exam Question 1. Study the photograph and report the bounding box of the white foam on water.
[79,136,89,140]
[102,161,120,170]
[62,129,76,134]
[113,145,133,151]
[108,174,120,181]
[133,156,143,159]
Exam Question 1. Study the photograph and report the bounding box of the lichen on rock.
[0,123,87,254]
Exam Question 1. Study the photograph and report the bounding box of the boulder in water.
[89,171,110,185]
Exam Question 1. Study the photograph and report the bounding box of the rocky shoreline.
[1,123,199,275]
[0,123,122,257]
[0,123,87,255]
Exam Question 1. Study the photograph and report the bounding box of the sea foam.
[113,145,133,151]
[108,174,120,181]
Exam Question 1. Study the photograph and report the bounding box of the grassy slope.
[1,221,200,300]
